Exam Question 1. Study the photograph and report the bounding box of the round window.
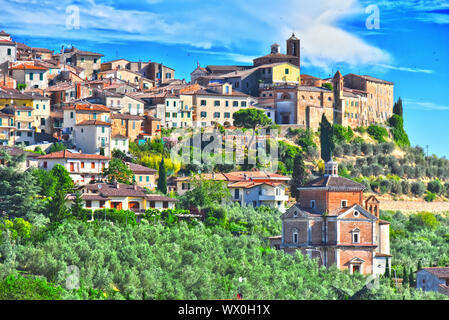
[354,211,359,217]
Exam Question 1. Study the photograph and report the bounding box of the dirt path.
[380,200,449,213]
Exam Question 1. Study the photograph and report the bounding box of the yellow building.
[270,62,300,84]
[0,87,34,110]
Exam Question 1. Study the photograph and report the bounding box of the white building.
[111,134,129,154]
[73,120,112,157]
[37,149,110,185]
[10,63,49,89]
[0,31,16,65]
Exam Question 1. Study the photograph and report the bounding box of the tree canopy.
[103,158,134,184]
[232,108,272,130]
[0,150,41,218]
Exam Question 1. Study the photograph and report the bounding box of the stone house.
[272,160,391,276]
[416,268,449,297]
[111,113,145,142]
[147,62,175,85]
[59,47,104,79]
[343,74,394,124]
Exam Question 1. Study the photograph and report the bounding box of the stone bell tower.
[286,33,300,67]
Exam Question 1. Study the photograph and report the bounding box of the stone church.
[270,160,391,276]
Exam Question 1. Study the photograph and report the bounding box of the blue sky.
[1,0,448,157]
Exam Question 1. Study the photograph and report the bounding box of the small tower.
[324,159,338,177]
[332,70,344,98]
[286,33,300,67]
[332,70,345,125]
[271,43,280,54]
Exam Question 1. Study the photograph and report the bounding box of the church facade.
[270,160,391,276]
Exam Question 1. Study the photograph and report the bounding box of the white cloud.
[0,0,402,70]
[403,99,449,111]
[376,64,434,74]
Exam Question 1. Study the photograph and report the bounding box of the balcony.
[259,195,289,201]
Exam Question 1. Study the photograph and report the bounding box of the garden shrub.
[367,125,389,143]
[427,180,444,195]
[361,143,373,156]
[411,182,425,197]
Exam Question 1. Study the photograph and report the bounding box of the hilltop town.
[1,29,449,300]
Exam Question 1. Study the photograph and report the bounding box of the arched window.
[281,93,290,100]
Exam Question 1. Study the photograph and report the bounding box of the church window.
[351,229,360,243]
[310,200,316,209]
[293,230,298,244]
[341,200,347,208]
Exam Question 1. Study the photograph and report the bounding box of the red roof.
[64,104,110,112]
[11,64,48,71]
[37,150,110,160]
[76,120,111,126]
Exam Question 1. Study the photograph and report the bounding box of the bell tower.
[286,33,300,67]
[324,159,338,177]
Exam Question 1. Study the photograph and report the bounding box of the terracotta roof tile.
[11,64,48,71]
[64,104,110,112]
[76,120,111,126]
[421,268,449,278]
[300,176,365,191]
[37,150,110,160]
[127,162,157,174]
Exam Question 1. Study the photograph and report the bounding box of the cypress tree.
[157,158,167,194]
[402,266,408,287]
[393,97,403,117]
[319,114,335,162]
[71,191,84,218]
[409,267,414,287]
[291,152,307,201]
[385,258,390,278]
